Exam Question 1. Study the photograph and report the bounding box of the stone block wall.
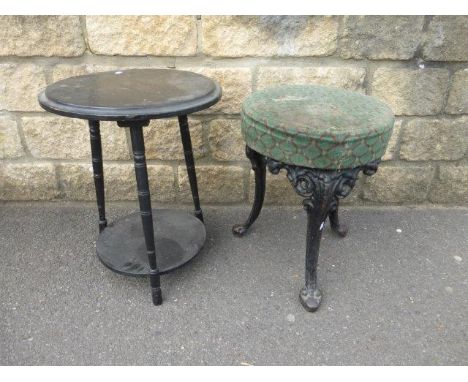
[0,16,467,205]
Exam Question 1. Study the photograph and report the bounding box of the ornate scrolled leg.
[328,198,348,237]
[232,146,266,237]
[266,159,380,312]
[300,197,328,311]
[331,158,378,236]
[88,120,107,232]
[178,115,204,222]
[127,121,162,306]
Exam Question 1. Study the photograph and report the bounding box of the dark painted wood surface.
[38,69,221,121]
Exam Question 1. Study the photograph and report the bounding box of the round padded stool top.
[241,85,394,169]
[38,69,222,121]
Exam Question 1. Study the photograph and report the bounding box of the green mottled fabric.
[241,85,395,169]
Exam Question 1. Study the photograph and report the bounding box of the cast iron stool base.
[233,146,379,312]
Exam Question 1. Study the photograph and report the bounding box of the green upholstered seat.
[241,85,395,169]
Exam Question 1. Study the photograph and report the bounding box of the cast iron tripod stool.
[233,146,379,312]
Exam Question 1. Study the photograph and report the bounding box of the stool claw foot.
[329,203,348,237]
[330,221,348,237]
[299,287,322,312]
[232,223,249,237]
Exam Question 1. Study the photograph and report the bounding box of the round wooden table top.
[38,68,222,121]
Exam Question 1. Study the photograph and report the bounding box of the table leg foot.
[98,219,108,232]
[299,287,322,312]
[194,209,204,223]
[149,270,162,305]
[152,287,163,306]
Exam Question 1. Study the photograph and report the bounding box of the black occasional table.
[38,69,222,305]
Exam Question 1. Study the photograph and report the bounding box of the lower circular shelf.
[96,209,206,277]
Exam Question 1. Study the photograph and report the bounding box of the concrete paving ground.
[0,202,467,365]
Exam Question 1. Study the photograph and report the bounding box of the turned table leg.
[128,122,162,306]
[88,120,107,232]
[178,115,204,222]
